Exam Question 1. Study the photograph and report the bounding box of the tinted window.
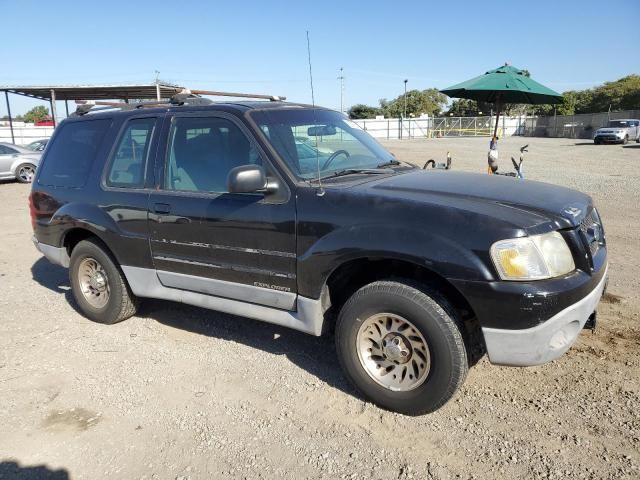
[38,119,111,188]
[0,145,17,154]
[107,118,156,188]
[250,109,393,180]
[165,116,261,193]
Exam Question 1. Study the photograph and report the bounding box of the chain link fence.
[354,116,525,139]
[522,109,640,139]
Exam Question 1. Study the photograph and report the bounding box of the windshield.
[607,120,629,128]
[250,109,395,180]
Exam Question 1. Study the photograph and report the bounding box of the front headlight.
[490,232,575,281]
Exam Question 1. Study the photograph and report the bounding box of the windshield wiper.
[313,168,394,181]
[376,159,401,168]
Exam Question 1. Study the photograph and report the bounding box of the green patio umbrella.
[441,64,562,141]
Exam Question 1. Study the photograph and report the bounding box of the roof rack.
[73,88,286,116]
[190,89,286,102]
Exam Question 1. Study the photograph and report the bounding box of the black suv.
[30,96,608,415]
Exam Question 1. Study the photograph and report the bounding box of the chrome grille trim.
[579,208,604,258]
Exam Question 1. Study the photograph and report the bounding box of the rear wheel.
[335,280,468,415]
[594,138,600,145]
[15,163,36,183]
[69,239,138,324]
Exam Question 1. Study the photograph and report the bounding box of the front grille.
[579,208,604,258]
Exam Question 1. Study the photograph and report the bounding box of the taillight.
[28,192,37,231]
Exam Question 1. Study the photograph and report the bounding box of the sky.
[1,0,639,118]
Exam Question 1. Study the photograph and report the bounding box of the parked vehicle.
[593,119,640,144]
[26,139,49,152]
[0,142,41,183]
[30,95,608,415]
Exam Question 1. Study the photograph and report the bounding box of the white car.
[0,142,42,183]
[593,119,640,144]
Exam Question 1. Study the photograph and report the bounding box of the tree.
[348,104,382,119]
[527,75,640,116]
[445,99,492,117]
[588,75,640,112]
[23,106,50,124]
[380,88,447,117]
[1,114,24,121]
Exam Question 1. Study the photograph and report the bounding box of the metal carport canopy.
[0,82,186,100]
[0,83,187,143]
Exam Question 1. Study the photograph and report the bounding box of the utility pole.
[402,79,408,140]
[403,79,408,119]
[337,67,345,113]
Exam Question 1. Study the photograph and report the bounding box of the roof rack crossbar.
[72,88,286,115]
[191,89,286,101]
[73,95,214,115]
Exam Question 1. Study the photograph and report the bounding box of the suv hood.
[364,170,591,230]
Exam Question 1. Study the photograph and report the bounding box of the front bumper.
[594,134,624,143]
[481,264,608,366]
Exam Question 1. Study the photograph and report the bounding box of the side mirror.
[227,164,270,194]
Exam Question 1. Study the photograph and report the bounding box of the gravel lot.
[0,136,638,479]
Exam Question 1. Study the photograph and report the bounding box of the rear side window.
[38,119,111,188]
[106,117,156,188]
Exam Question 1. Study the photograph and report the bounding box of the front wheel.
[623,135,629,145]
[15,163,36,183]
[69,239,138,324]
[335,280,468,415]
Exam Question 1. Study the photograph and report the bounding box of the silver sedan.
[0,142,42,183]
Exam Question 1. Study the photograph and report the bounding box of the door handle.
[153,203,171,214]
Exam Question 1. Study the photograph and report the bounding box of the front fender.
[11,156,39,174]
[297,223,494,299]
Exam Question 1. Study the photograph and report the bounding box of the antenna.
[306,30,324,197]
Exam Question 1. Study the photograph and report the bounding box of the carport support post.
[65,100,69,117]
[49,89,57,127]
[4,91,15,144]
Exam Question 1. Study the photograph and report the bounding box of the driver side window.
[165,116,262,193]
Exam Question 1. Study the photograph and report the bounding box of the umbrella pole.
[488,97,501,175]
[492,97,501,141]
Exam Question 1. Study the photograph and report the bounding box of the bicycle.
[423,152,452,170]
[488,143,527,179]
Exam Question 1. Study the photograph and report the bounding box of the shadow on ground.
[622,144,640,149]
[0,461,69,480]
[30,257,355,398]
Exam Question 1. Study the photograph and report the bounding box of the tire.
[335,280,468,416]
[623,135,628,145]
[15,163,36,183]
[594,139,599,145]
[69,239,138,324]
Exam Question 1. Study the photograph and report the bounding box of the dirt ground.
[0,136,638,479]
